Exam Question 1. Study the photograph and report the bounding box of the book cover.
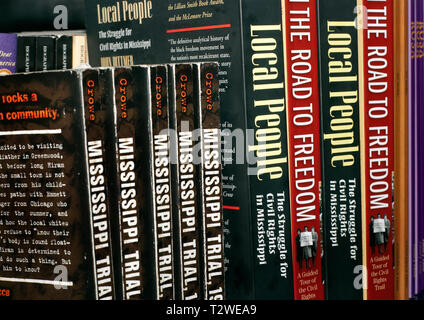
[17,36,36,73]
[194,62,225,300]
[0,70,95,299]
[0,0,86,32]
[282,0,325,300]
[168,63,201,300]
[0,33,17,75]
[82,68,117,300]
[241,0,293,299]
[317,0,364,300]
[84,0,255,299]
[35,36,56,72]
[357,0,394,300]
[56,35,73,70]
[394,0,410,301]
[72,34,88,69]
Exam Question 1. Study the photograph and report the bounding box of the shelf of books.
[0,0,420,301]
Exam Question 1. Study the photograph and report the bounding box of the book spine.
[17,36,36,73]
[416,0,424,295]
[317,0,363,300]
[394,0,410,301]
[169,63,202,300]
[357,0,394,300]
[72,34,88,68]
[35,36,56,71]
[0,33,17,75]
[409,0,417,298]
[82,68,117,300]
[195,62,225,300]
[146,65,175,300]
[56,35,73,70]
[113,67,146,300]
[241,0,293,299]
[282,0,325,300]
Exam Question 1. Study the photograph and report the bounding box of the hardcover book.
[0,70,95,299]
[35,36,56,72]
[317,0,364,300]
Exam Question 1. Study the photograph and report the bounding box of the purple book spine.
[0,33,17,75]
[409,0,417,298]
[418,0,424,296]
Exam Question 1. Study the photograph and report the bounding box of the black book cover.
[316,0,363,300]
[168,63,201,300]
[35,36,56,72]
[113,66,156,300]
[84,1,255,298]
[194,62,225,300]
[0,0,85,32]
[82,68,117,300]
[56,35,73,70]
[17,36,36,73]
[0,70,95,299]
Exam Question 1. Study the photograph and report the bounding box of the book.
[416,0,424,296]
[0,70,96,299]
[317,0,364,300]
[56,35,73,70]
[82,68,117,300]
[168,63,202,300]
[409,0,418,298]
[35,35,56,72]
[194,62,225,300]
[16,35,36,73]
[357,0,395,300]
[84,0,255,299]
[282,0,325,300]
[394,0,410,301]
[0,0,86,32]
[113,66,153,300]
[0,33,17,75]
[241,0,293,299]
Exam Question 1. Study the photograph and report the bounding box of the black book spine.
[16,36,36,72]
[316,0,363,300]
[56,36,73,70]
[241,0,293,299]
[113,67,148,300]
[82,68,117,300]
[169,63,202,300]
[139,65,176,300]
[194,62,225,300]
[35,36,56,71]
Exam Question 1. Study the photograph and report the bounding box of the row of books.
[0,62,224,300]
[82,0,402,300]
[0,31,88,75]
[0,0,416,300]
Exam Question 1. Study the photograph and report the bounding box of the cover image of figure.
[371,214,386,255]
[299,227,314,270]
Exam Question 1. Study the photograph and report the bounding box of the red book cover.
[282,0,325,300]
[358,0,395,300]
